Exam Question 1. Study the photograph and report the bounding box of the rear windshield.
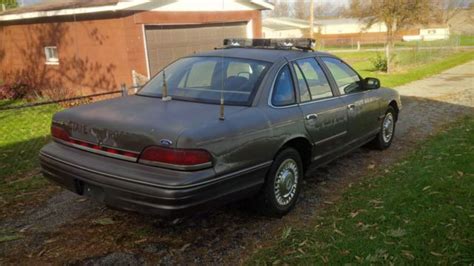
[138,56,271,106]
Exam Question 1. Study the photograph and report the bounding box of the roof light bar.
[223,38,316,51]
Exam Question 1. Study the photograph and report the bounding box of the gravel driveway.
[1,61,473,265]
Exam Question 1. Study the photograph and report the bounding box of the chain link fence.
[0,87,137,185]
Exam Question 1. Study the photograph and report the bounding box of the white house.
[403,27,450,42]
[262,17,387,37]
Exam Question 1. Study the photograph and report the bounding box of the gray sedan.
[40,40,401,217]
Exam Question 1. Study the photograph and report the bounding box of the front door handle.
[347,104,356,110]
[305,113,318,120]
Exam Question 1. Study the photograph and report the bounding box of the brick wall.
[0,10,262,96]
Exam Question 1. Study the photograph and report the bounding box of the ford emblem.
[160,139,173,146]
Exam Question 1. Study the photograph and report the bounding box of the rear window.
[138,56,271,106]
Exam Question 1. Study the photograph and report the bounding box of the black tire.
[256,148,303,217]
[371,106,396,150]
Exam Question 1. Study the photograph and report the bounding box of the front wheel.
[371,106,396,150]
[256,148,303,217]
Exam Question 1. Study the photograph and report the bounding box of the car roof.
[193,48,334,63]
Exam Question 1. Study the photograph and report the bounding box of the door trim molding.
[313,130,347,146]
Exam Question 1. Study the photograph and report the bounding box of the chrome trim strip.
[69,143,138,162]
[40,151,272,190]
[54,139,138,162]
[313,131,347,146]
[139,159,212,171]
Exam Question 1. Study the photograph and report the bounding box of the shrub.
[370,53,388,72]
[0,83,31,100]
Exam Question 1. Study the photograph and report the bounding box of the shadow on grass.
[0,95,473,265]
[0,135,51,181]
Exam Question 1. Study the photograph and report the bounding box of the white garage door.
[144,22,248,76]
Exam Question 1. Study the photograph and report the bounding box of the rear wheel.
[371,106,396,150]
[256,148,303,217]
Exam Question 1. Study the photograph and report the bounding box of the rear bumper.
[39,142,269,216]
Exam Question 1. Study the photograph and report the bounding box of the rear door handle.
[305,113,318,120]
[347,104,356,110]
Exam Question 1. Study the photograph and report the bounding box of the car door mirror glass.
[364,77,381,90]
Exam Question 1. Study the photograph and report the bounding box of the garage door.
[144,22,248,76]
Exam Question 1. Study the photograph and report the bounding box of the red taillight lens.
[139,146,212,169]
[51,125,70,142]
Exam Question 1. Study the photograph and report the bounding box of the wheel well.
[389,100,399,121]
[280,138,312,172]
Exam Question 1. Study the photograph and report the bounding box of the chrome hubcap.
[274,159,299,206]
[382,113,394,143]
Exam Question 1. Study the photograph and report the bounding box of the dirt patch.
[1,62,473,264]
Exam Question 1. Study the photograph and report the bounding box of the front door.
[291,58,347,159]
[320,57,381,143]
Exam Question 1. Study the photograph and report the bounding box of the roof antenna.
[162,69,172,102]
[219,96,225,120]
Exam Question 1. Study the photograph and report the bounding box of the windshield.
[138,56,271,106]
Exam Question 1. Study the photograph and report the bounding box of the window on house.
[44,46,59,64]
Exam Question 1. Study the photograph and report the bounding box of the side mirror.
[364,77,380,90]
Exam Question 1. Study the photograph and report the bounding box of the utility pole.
[309,0,314,38]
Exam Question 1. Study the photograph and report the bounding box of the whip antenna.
[162,69,172,101]
[219,96,225,120]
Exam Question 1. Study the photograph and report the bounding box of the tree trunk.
[385,24,394,73]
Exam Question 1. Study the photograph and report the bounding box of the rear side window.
[272,65,296,106]
[294,58,333,100]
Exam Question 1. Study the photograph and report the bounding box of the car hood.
[53,95,246,152]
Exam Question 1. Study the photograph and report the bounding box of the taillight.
[51,125,70,142]
[139,146,212,170]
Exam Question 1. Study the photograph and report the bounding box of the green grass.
[249,117,474,265]
[459,35,474,46]
[336,50,474,87]
[0,102,61,179]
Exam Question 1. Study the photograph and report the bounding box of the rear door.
[292,58,348,159]
[320,57,381,143]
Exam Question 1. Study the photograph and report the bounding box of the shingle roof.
[0,0,120,15]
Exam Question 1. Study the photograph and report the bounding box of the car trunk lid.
[52,95,245,157]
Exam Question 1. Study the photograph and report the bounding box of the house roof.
[0,0,120,15]
[0,0,273,22]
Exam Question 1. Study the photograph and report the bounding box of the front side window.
[139,57,271,106]
[272,65,296,106]
[321,57,361,95]
[294,58,333,100]
[44,46,58,64]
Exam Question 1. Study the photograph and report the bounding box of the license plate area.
[75,179,105,202]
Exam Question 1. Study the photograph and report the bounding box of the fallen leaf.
[134,238,148,244]
[92,217,115,225]
[387,228,406,238]
[368,164,376,170]
[402,250,415,260]
[180,243,191,252]
[457,171,464,177]
[334,229,345,236]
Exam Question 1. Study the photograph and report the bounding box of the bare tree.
[348,0,436,73]
[293,0,310,19]
[270,0,292,17]
[433,0,469,26]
